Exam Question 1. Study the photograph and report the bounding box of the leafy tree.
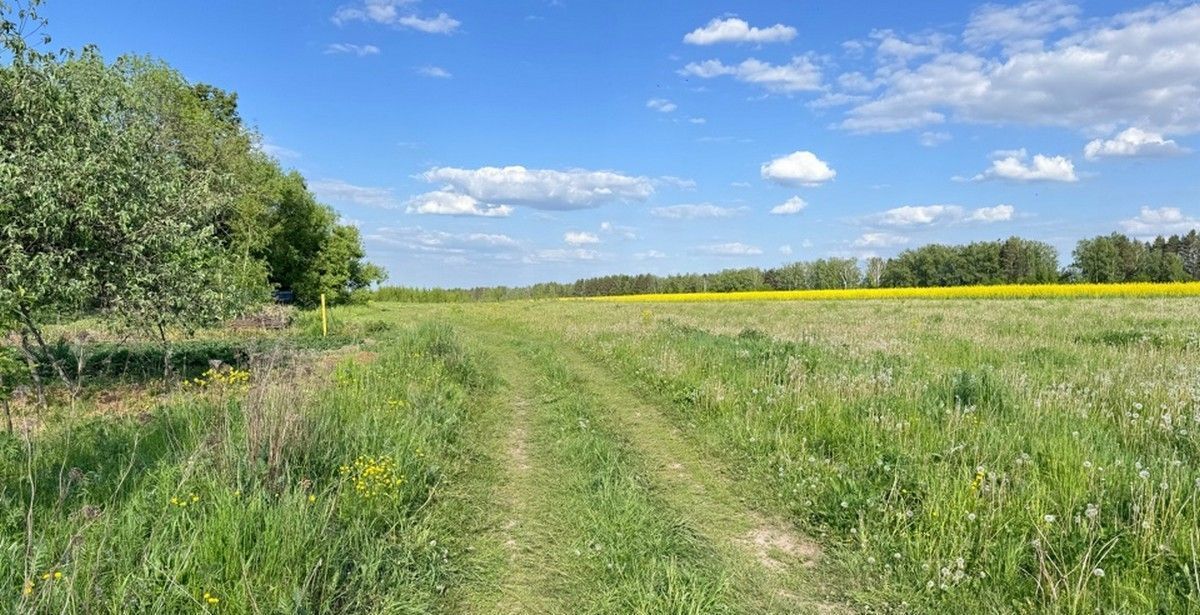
[1,5,265,385]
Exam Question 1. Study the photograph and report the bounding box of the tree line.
[375,232,1200,302]
[1,2,381,395]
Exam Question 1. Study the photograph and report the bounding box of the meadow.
[4,295,1200,613]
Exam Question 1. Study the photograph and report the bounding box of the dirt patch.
[740,522,822,572]
[509,427,530,471]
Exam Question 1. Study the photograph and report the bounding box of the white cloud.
[872,29,947,62]
[1119,206,1200,236]
[853,232,909,248]
[366,226,520,257]
[1084,127,1189,160]
[874,205,964,226]
[635,250,667,259]
[769,196,808,215]
[840,4,1200,135]
[760,151,836,186]
[332,0,412,26]
[679,56,822,93]
[698,242,763,256]
[325,43,381,56]
[656,175,697,189]
[870,204,1015,226]
[564,231,600,245]
[397,13,459,33]
[689,117,707,124]
[972,150,1078,182]
[523,248,601,264]
[599,221,638,239]
[963,0,1080,52]
[404,190,513,217]
[310,179,398,208]
[683,17,797,45]
[332,1,459,34]
[778,244,793,255]
[646,98,677,113]
[919,131,952,147]
[259,142,300,160]
[967,204,1015,222]
[417,65,452,78]
[419,165,654,210]
[650,204,743,219]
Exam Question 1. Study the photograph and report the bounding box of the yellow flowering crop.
[587,281,1200,303]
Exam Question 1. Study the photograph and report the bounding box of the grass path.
[453,318,842,613]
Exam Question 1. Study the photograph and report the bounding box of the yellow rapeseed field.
[588,281,1200,303]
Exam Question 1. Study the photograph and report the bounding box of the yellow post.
[320,293,328,337]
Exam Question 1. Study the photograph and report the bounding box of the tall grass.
[552,299,1200,612]
[1,323,493,613]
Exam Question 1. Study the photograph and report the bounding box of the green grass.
[2,323,495,613]
[7,297,1200,613]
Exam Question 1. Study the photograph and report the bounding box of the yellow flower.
[53,571,62,580]
[308,495,316,503]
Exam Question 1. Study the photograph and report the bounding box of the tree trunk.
[16,307,78,398]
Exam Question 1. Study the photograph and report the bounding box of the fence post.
[320,293,328,337]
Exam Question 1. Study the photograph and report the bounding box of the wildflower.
[203,591,220,605]
[1092,567,1105,577]
[308,494,316,503]
[1085,503,1099,519]
[1043,514,1056,523]
[1138,470,1150,480]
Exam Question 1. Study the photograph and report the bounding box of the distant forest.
[374,231,1200,302]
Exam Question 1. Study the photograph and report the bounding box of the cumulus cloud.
[760,151,836,186]
[404,190,512,217]
[1084,127,1189,160]
[419,165,654,210]
[683,17,797,45]
[871,29,948,62]
[1119,206,1200,236]
[971,149,1078,182]
[397,13,459,33]
[635,250,667,259]
[310,179,398,208]
[769,196,808,215]
[679,56,822,93]
[650,204,743,219]
[870,204,1015,226]
[838,4,1200,135]
[852,232,909,248]
[698,242,763,256]
[417,65,452,78]
[333,1,459,34]
[325,43,381,56]
[967,204,1015,222]
[564,231,600,245]
[646,98,677,113]
[963,0,1080,52]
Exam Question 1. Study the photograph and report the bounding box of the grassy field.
[4,296,1200,613]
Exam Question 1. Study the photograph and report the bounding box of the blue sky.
[43,0,1200,287]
